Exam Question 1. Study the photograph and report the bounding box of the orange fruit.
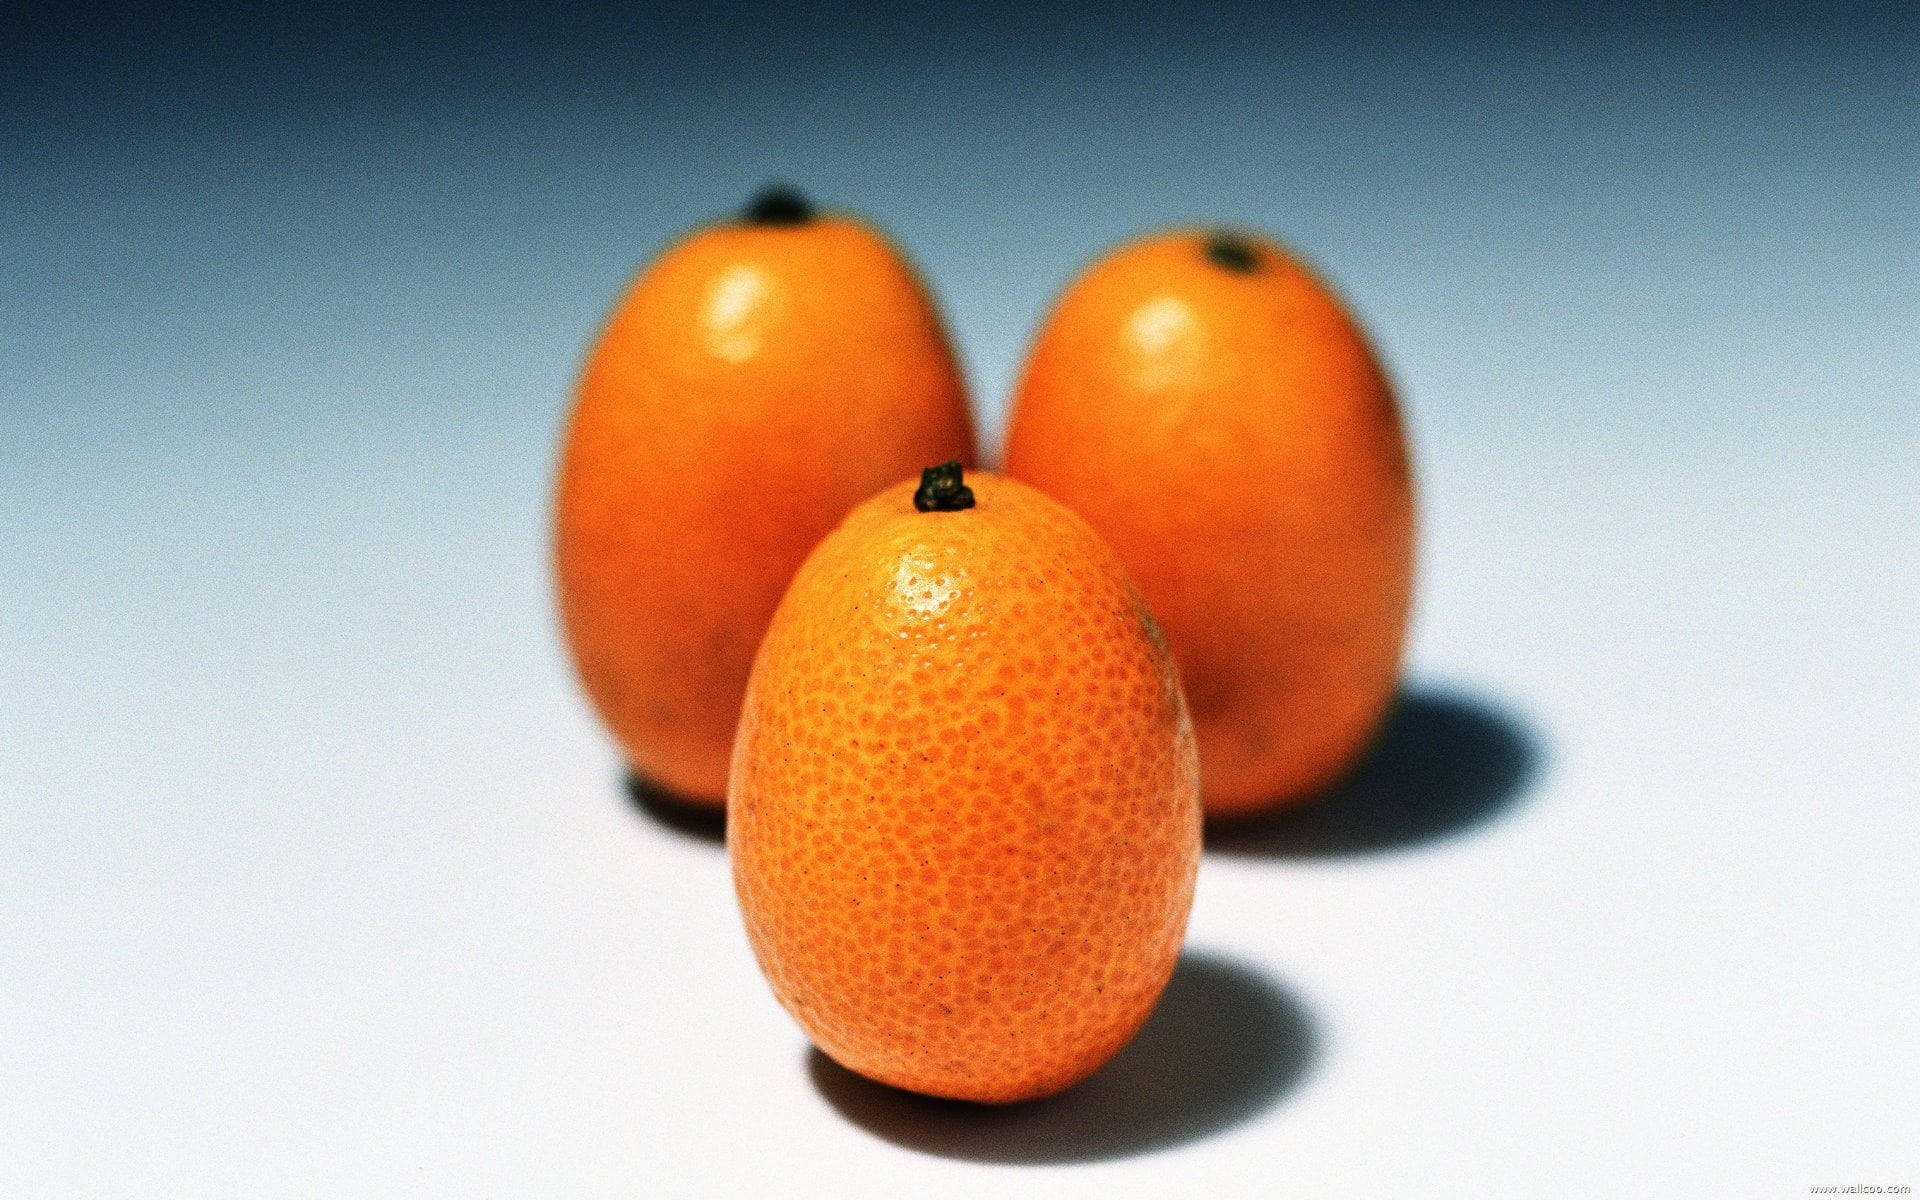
[1004,229,1415,818]
[555,187,976,805]
[730,464,1201,1103]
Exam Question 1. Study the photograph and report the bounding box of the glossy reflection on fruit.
[555,187,975,805]
[730,466,1201,1103]
[1005,229,1415,817]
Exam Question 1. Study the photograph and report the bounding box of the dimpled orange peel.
[1004,228,1415,818]
[555,186,975,805]
[729,464,1201,1103]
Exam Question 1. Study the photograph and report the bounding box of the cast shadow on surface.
[1206,684,1542,858]
[625,769,725,845]
[809,949,1317,1164]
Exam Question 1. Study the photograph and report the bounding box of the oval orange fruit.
[1004,229,1415,818]
[555,187,976,805]
[730,464,1201,1102]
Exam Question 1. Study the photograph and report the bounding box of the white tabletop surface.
[5,7,1916,1197]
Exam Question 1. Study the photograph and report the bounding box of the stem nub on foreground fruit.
[913,461,975,512]
[1204,232,1260,273]
[743,184,814,225]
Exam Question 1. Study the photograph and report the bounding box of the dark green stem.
[742,184,813,225]
[1204,231,1261,273]
[913,461,975,512]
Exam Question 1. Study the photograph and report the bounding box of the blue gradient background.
[5,4,1916,1194]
